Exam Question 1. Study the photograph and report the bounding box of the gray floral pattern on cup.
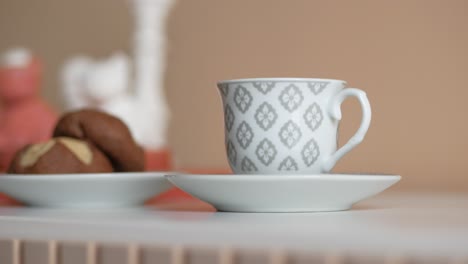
[234,85,253,113]
[236,121,254,149]
[255,138,277,166]
[254,102,278,131]
[307,81,329,95]
[224,105,235,132]
[279,84,304,112]
[301,138,320,166]
[241,157,258,172]
[278,156,299,171]
[279,120,302,149]
[219,83,229,97]
[226,140,237,166]
[252,81,275,94]
[303,102,323,132]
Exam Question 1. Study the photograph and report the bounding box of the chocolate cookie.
[8,137,114,174]
[53,109,144,172]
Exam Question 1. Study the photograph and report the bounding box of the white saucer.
[0,172,172,208]
[166,174,401,212]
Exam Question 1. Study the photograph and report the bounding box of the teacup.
[217,78,371,174]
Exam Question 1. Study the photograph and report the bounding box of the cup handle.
[322,88,372,172]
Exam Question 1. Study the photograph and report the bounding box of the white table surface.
[0,192,467,258]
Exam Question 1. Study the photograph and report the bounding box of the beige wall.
[1,0,467,192]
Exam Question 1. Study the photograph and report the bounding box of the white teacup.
[217,78,371,174]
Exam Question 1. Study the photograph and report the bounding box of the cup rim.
[217,77,347,86]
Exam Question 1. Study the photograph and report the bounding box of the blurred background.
[0,0,467,192]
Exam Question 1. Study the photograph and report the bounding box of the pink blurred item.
[145,148,172,171]
[0,48,57,172]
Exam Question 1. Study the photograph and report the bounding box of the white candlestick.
[61,0,175,150]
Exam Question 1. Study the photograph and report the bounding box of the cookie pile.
[8,109,144,174]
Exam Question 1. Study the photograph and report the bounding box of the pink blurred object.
[0,48,57,172]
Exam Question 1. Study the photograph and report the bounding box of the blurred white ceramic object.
[61,0,174,151]
[1,48,32,67]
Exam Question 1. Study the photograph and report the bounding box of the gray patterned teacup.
[217,78,371,175]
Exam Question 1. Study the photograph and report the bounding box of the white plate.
[0,172,172,208]
[166,174,401,212]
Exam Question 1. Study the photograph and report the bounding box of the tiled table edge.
[0,239,467,264]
